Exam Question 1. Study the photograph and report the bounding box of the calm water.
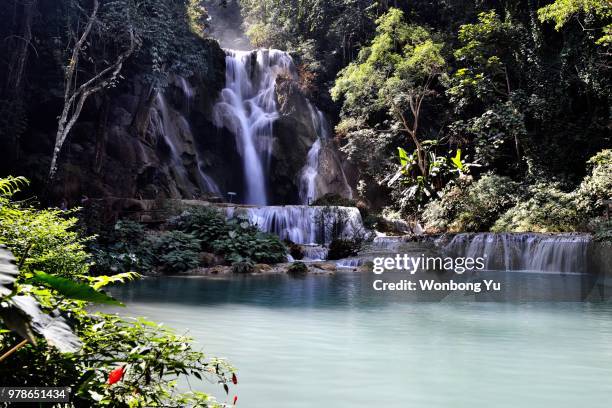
[110,271,612,407]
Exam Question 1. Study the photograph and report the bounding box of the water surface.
[111,272,612,407]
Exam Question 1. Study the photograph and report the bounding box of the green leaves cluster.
[0,178,234,407]
[176,206,287,265]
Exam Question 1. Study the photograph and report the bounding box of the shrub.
[0,177,233,407]
[0,179,91,278]
[288,261,308,275]
[423,174,519,232]
[589,218,612,242]
[151,231,200,272]
[575,149,612,217]
[492,182,581,232]
[327,238,360,260]
[231,260,255,274]
[212,228,287,264]
[175,207,288,265]
[312,193,357,207]
[90,220,153,274]
[175,206,229,250]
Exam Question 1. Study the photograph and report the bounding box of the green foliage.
[29,271,122,306]
[287,261,308,275]
[175,206,230,250]
[311,193,357,207]
[492,182,581,233]
[389,142,476,212]
[423,174,520,232]
[0,181,90,278]
[150,231,200,272]
[0,177,233,406]
[211,221,287,265]
[91,220,153,274]
[575,149,612,216]
[538,0,612,45]
[176,207,288,265]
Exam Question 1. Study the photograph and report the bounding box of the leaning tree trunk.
[48,0,136,182]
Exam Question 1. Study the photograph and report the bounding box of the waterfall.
[301,245,329,261]
[213,49,294,205]
[442,233,591,274]
[151,92,221,196]
[298,105,326,204]
[299,104,353,204]
[224,205,364,245]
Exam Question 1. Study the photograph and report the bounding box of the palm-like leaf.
[31,271,123,306]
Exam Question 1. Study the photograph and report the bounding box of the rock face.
[13,41,354,206]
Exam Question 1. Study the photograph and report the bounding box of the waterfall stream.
[151,92,221,196]
[442,233,591,274]
[224,205,364,245]
[213,49,293,205]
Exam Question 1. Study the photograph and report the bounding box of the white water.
[224,205,364,245]
[151,92,221,196]
[213,49,295,205]
[442,233,591,274]
[299,105,327,204]
[300,245,329,261]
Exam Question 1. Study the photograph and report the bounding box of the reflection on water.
[110,272,612,408]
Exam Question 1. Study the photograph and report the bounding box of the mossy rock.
[287,261,308,275]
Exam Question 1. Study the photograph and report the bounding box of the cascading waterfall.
[299,104,352,204]
[151,92,221,196]
[299,105,326,204]
[224,205,364,245]
[442,233,591,274]
[213,49,294,205]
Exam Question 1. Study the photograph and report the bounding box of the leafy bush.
[174,206,229,251]
[423,174,519,232]
[212,227,287,264]
[0,178,91,278]
[288,261,308,275]
[231,260,255,274]
[176,208,287,265]
[492,182,581,232]
[312,193,357,207]
[327,239,360,260]
[151,231,200,272]
[0,177,234,407]
[575,149,612,217]
[90,220,153,274]
[590,219,612,242]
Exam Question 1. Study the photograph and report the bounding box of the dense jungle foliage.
[238,0,611,232]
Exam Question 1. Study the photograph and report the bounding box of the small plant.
[288,261,308,275]
[151,231,200,272]
[231,260,255,274]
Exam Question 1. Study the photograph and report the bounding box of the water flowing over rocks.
[224,205,364,245]
[440,233,592,274]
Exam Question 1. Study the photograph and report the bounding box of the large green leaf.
[31,271,123,306]
[0,245,19,298]
[1,295,82,353]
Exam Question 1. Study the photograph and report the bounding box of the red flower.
[232,373,238,385]
[233,395,238,405]
[108,366,125,385]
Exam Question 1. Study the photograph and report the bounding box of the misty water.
[110,271,612,408]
